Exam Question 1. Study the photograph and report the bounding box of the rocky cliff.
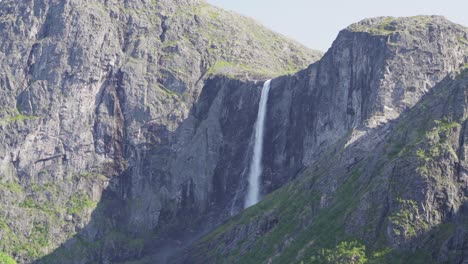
[0,1,467,263]
[0,0,321,263]
[183,16,468,264]
[187,68,468,264]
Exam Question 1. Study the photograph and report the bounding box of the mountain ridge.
[184,65,468,264]
[39,14,468,263]
[0,1,466,263]
[0,0,319,263]
[178,15,468,264]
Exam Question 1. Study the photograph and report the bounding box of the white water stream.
[244,79,271,208]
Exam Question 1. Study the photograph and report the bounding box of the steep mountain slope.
[186,68,468,264]
[1,2,467,263]
[183,17,468,264]
[230,16,468,203]
[153,15,465,263]
[0,0,320,263]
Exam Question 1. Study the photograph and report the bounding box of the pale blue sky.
[206,0,468,51]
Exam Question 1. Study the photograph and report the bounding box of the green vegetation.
[39,229,146,264]
[195,70,468,264]
[19,198,55,213]
[167,1,319,80]
[0,108,39,125]
[158,85,179,98]
[413,118,461,177]
[197,157,367,264]
[458,36,468,45]
[66,192,97,215]
[349,16,447,36]
[77,172,108,181]
[206,60,238,78]
[0,181,23,194]
[3,184,99,261]
[433,119,459,133]
[0,219,20,256]
[30,223,50,250]
[0,252,16,264]
[368,17,397,35]
[207,60,235,73]
[206,60,294,79]
[349,17,397,35]
[0,218,50,259]
[415,149,430,162]
[307,241,367,264]
[19,197,37,208]
[389,198,428,238]
[161,40,180,48]
[8,108,38,123]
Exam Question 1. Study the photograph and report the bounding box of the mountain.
[182,16,468,264]
[0,1,466,264]
[0,0,320,263]
[187,68,468,264]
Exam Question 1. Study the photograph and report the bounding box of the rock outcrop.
[258,16,467,194]
[0,0,320,263]
[0,0,467,262]
[187,68,468,264]
[183,17,468,264]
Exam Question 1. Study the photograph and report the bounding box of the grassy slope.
[160,0,322,79]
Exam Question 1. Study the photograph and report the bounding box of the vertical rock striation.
[0,1,466,262]
[0,0,320,263]
[260,16,467,194]
[183,17,468,264]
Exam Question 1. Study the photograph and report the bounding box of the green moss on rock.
[389,199,428,239]
[307,241,368,264]
[66,192,97,215]
[0,181,23,194]
[0,252,16,264]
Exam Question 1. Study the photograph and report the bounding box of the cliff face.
[184,17,468,264]
[0,1,467,263]
[259,16,467,195]
[0,0,320,263]
[188,69,468,264]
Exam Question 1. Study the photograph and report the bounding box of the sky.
[205,0,468,52]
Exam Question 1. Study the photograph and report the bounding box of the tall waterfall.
[244,79,271,208]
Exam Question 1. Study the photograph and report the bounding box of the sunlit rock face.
[180,16,468,264]
[0,1,467,263]
[0,0,320,263]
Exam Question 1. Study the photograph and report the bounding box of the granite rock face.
[255,15,467,197]
[183,17,468,264]
[0,0,321,263]
[188,69,468,264]
[0,1,467,263]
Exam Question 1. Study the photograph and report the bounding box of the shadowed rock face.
[0,0,320,263]
[181,17,468,264]
[187,69,468,264]
[0,3,466,264]
[108,15,466,263]
[258,15,467,196]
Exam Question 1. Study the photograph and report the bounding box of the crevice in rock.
[34,154,64,164]
[159,15,168,43]
[456,118,467,181]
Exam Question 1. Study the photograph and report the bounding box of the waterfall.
[244,79,271,208]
